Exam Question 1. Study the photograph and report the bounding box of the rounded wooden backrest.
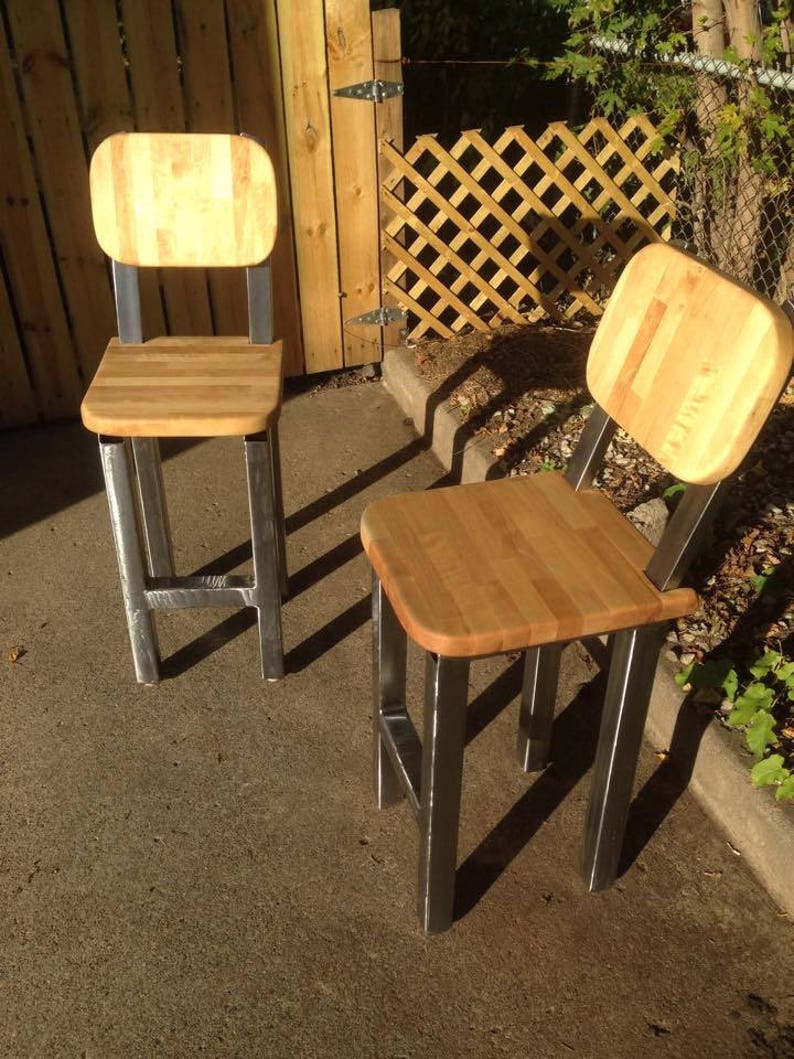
[587,243,793,484]
[89,132,277,267]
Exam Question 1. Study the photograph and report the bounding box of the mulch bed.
[410,321,794,766]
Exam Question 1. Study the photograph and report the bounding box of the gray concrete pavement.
[1,383,793,1058]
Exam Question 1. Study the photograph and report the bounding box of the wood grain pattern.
[81,337,283,437]
[0,267,37,427]
[176,0,248,334]
[326,0,382,366]
[89,133,278,268]
[588,243,794,484]
[226,0,304,374]
[8,0,116,382]
[361,472,697,658]
[121,0,215,335]
[276,0,343,372]
[0,14,82,421]
[373,8,404,351]
[65,0,166,342]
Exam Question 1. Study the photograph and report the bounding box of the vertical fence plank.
[121,0,214,336]
[176,0,248,335]
[7,0,117,381]
[0,263,37,427]
[0,15,81,419]
[277,0,343,372]
[64,0,167,341]
[372,8,404,352]
[225,0,304,373]
[326,0,382,366]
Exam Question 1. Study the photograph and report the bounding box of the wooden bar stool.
[361,243,793,933]
[81,132,287,684]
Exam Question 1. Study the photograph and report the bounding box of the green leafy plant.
[662,481,687,501]
[544,1,794,297]
[676,648,794,800]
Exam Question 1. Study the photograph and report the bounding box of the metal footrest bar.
[378,709,421,818]
[145,574,255,609]
[99,429,285,683]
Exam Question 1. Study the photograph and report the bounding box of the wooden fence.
[380,115,678,340]
[0,1,397,428]
[0,0,681,431]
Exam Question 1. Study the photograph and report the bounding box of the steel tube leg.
[418,653,470,934]
[372,574,407,808]
[516,643,563,772]
[267,425,289,599]
[99,437,160,684]
[581,624,665,892]
[245,433,284,680]
[131,437,174,577]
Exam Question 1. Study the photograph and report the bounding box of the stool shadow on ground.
[0,422,202,541]
[455,552,794,919]
[158,344,593,677]
[619,548,794,876]
[164,533,368,678]
[455,669,607,922]
[465,657,524,744]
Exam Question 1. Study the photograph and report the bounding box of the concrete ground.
[2,382,793,1058]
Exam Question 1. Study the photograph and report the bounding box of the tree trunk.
[689,0,729,263]
[724,0,764,283]
[692,0,725,55]
[724,0,762,59]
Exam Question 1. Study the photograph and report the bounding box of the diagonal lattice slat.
[381,116,678,340]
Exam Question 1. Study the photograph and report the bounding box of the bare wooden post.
[226,0,304,375]
[372,8,405,353]
[326,0,382,367]
[276,0,343,373]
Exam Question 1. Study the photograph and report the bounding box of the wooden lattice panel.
[380,116,678,340]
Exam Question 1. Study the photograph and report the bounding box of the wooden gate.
[0,1,397,428]
[380,115,679,341]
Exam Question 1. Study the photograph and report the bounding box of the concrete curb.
[382,344,794,918]
[382,346,497,484]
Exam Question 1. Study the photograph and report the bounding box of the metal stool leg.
[267,425,289,600]
[418,653,470,934]
[581,623,665,892]
[516,643,562,772]
[99,437,160,684]
[372,574,407,808]
[131,437,174,577]
[245,432,284,680]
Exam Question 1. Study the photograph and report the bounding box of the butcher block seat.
[361,471,698,658]
[81,336,283,437]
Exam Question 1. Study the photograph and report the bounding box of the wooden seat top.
[361,472,697,657]
[80,336,283,437]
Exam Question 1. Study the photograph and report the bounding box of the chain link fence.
[586,49,794,305]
